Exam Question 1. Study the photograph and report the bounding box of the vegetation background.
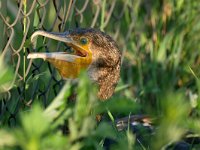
[0,0,200,149]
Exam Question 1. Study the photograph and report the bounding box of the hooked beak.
[27,30,92,79]
[31,30,72,44]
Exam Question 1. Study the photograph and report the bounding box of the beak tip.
[27,53,39,59]
[27,53,48,61]
[27,54,31,59]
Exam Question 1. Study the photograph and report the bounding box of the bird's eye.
[80,37,88,45]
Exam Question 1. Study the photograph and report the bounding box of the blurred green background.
[1,0,200,149]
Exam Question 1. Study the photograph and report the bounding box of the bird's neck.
[96,66,120,100]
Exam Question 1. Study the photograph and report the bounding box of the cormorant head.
[28,28,121,100]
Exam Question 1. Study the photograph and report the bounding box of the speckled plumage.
[68,28,121,100]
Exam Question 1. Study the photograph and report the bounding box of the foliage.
[0,73,136,150]
[1,0,200,149]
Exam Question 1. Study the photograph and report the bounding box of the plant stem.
[23,0,27,100]
[23,0,27,82]
[100,0,106,31]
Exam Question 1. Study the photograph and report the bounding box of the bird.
[27,28,154,140]
[27,28,121,100]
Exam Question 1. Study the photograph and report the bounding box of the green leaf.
[21,104,50,139]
